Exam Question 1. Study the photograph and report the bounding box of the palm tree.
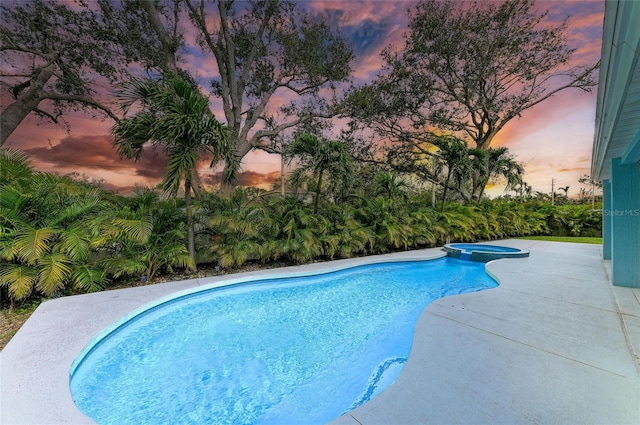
[374,171,409,201]
[0,153,110,301]
[286,134,353,213]
[112,73,229,270]
[471,146,524,202]
[95,189,193,281]
[517,181,533,201]
[432,136,470,210]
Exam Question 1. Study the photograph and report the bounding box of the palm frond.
[51,195,101,227]
[36,253,72,296]
[100,257,146,279]
[13,226,59,264]
[0,264,38,300]
[162,147,197,195]
[59,225,91,262]
[72,266,109,292]
[113,214,153,244]
[0,148,33,183]
[0,185,30,214]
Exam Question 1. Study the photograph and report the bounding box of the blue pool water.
[70,258,497,424]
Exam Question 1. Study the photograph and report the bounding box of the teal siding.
[592,0,640,287]
[610,158,640,287]
[602,180,612,260]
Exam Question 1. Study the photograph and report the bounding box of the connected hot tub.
[443,243,530,262]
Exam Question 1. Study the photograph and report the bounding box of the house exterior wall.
[609,159,640,287]
[592,1,640,288]
[602,180,611,260]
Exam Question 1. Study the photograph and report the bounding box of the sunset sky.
[2,0,605,198]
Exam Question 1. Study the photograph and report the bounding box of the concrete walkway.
[1,240,639,424]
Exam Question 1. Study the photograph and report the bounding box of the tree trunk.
[314,168,324,214]
[140,0,178,73]
[476,175,490,203]
[281,154,286,197]
[0,99,42,146]
[431,180,436,208]
[0,64,56,146]
[471,169,481,201]
[441,172,451,211]
[190,168,206,198]
[185,175,197,272]
[475,131,497,150]
[477,185,487,203]
[220,138,253,194]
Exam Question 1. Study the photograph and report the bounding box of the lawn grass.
[517,235,603,244]
[0,301,40,351]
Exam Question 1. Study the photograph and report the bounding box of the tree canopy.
[344,0,598,151]
[1,0,597,200]
[184,0,354,188]
[2,0,354,191]
[0,0,125,145]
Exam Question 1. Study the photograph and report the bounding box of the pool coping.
[2,240,639,424]
[443,243,530,262]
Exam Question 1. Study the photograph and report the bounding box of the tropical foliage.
[0,150,191,302]
[1,149,110,300]
[0,147,602,305]
[286,134,353,212]
[97,189,194,282]
[112,73,230,270]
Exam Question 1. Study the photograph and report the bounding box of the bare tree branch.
[40,91,120,122]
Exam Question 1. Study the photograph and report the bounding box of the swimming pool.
[70,258,498,424]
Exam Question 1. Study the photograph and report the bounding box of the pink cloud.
[306,0,414,27]
[21,134,168,181]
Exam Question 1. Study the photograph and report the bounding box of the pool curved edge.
[69,250,449,378]
[328,256,509,425]
[443,243,530,262]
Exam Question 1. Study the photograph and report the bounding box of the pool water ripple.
[70,258,497,424]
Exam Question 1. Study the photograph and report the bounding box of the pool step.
[348,357,407,410]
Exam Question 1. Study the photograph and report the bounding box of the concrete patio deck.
[1,240,639,424]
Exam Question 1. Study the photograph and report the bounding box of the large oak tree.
[183,0,354,189]
[0,0,182,146]
[401,0,599,149]
[0,0,119,145]
[345,0,598,197]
